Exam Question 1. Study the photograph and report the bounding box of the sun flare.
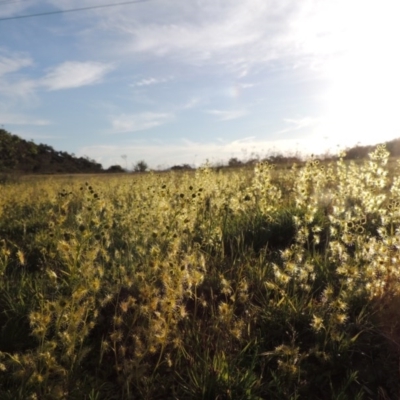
[321,1,400,146]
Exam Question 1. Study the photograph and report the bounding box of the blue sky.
[1,0,399,169]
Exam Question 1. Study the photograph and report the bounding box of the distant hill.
[2,128,400,175]
[344,138,400,160]
[0,129,104,174]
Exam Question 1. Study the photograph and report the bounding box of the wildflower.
[311,314,324,332]
[33,373,44,383]
[47,270,57,281]
[101,293,113,307]
[334,313,347,325]
[148,345,158,354]
[312,225,322,233]
[273,264,291,285]
[92,277,101,292]
[336,299,348,311]
[119,300,129,313]
[231,326,243,340]
[178,304,188,319]
[277,360,299,375]
[218,302,232,322]
[109,330,123,342]
[321,285,334,303]
[17,250,25,265]
[165,353,173,367]
[220,276,232,295]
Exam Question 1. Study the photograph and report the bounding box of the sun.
[320,1,400,147]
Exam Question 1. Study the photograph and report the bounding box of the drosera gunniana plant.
[0,145,399,398]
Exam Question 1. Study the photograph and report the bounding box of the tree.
[133,160,148,172]
[228,157,243,167]
[106,165,125,173]
[170,164,193,171]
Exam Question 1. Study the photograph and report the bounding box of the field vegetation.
[0,145,400,399]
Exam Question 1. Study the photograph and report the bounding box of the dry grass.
[0,146,399,399]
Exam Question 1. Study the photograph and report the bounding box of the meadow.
[0,145,399,399]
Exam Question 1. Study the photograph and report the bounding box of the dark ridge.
[0,128,105,174]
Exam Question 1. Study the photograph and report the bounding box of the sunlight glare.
[321,1,400,147]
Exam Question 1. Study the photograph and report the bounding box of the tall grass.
[0,145,399,399]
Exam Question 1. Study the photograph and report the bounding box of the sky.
[1,0,400,169]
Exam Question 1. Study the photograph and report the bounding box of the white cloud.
[0,78,36,101]
[134,77,158,86]
[131,76,172,87]
[0,56,113,102]
[110,112,174,133]
[207,109,248,121]
[0,51,36,100]
[0,53,33,77]
[239,83,255,89]
[81,0,392,95]
[108,0,280,72]
[181,97,202,110]
[279,117,320,133]
[91,0,349,78]
[40,61,114,91]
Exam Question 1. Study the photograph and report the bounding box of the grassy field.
[0,145,399,399]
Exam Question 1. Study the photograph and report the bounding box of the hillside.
[0,129,104,174]
[344,137,400,159]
